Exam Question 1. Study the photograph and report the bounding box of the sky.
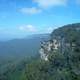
[0,0,80,40]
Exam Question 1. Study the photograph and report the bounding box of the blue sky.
[0,0,80,39]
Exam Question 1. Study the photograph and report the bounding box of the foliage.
[0,23,80,80]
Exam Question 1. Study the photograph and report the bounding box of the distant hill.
[0,34,49,60]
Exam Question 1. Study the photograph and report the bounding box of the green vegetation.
[0,23,80,80]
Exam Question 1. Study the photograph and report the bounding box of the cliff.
[39,23,80,61]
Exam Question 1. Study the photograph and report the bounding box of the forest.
[0,23,80,80]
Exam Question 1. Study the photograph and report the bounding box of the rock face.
[39,36,71,61]
[39,38,64,61]
[39,23,80,61]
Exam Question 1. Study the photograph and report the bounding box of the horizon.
[0,0,80,40]
[0,33,50,41]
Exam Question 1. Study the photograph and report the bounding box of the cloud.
[46,27,53,33]
[19,0,67,15]
[34,0,67,8]
[19,25,37,32]
[20,7,42,14]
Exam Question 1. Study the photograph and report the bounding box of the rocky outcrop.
[39,23,80,61]
[39,38,61,61]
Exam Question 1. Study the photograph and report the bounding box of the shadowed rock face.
[39,23,80,61]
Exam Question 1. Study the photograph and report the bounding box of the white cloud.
[46,27,53,33]
[34,0,67,8]
[19,25,37,32]
[20,7,42,14]
[19,0,67,15]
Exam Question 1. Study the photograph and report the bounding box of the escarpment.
[39,23,80,61]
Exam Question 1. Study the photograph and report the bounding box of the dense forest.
[0,23,80,80]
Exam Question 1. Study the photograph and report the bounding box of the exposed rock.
[39,23,80,61]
